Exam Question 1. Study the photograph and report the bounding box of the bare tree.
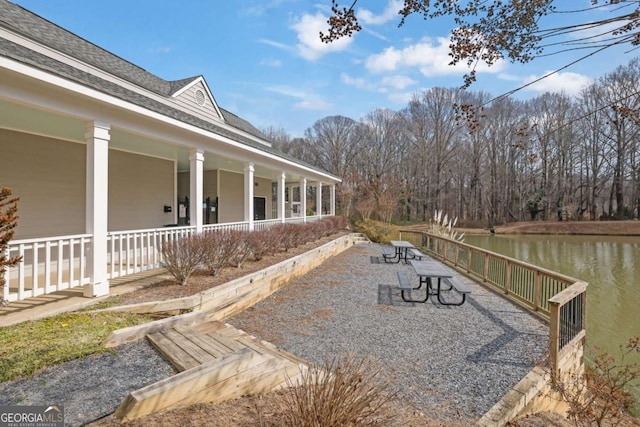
[304,115,361,178]
[304,115,362,217]
[595,59,640,217]
[355,108,407,221]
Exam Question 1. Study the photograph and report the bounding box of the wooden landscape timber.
[105,237,361,422]
[114,322,309,422]
[94,234,357,320]
[103,311,205,348]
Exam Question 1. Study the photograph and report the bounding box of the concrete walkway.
[0,270,171,327]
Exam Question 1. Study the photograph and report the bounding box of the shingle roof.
[168,76,201,96]
[0,0,336,179]
[0,0,171,95]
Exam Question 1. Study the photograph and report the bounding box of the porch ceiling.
[0,98,304,182]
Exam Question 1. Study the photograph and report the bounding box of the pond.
[465,234,640,408]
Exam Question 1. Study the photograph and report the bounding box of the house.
[0,0,340,302]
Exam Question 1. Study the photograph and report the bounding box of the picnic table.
[408,260,471,306]
[389,240,415,263]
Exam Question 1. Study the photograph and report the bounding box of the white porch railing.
[3,215,336,303]
[254,219,282,230]
[2,234,92,303]
[284,216,306,224]
[107,225,196,279]
[202,221,249,232]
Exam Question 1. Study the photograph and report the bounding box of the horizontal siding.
[109,150,175,231]
[0,129,85,239]
[173,82,221,123]
[219,170,243,223]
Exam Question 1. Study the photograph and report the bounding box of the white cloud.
[265,85,333,110]
[259,38,293,52]
[341,72,385,92]
[290,12,354,60]
[498,73,521,82]
[260,58,282,67]
[241,0,291,17]
[294,99,334,110]
[569,20,628,43]
[388,91,416,105]
[381,75,416,90]
[358,0,403,25]
[365,36,506,77]
[362,27,390,42]
[522,71,592,96]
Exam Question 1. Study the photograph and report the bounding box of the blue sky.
[12,0,636,136]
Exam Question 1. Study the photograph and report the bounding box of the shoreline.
[456,220,640,236]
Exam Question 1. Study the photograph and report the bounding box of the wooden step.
[147,320,305,373]
[117,321,310,421]
[147,322,242,372]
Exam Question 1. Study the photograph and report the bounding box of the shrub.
[201,230,233,276]
[227,230,252,268]
[161,235,205,285]
[326,215,349,232]
[280,353,396,427]
[548,336,640,426]
[249,229,278,261]
[1,185,21,306]
[274,224,303,252]
[354,219,393,243]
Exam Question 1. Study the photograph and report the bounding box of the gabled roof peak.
[168,76,202,96]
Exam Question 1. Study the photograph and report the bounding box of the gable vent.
[194,89,207,106]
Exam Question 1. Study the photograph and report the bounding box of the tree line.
[264,58,640,227]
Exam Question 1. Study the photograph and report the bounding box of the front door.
[253,197,266,221]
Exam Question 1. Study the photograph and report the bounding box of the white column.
[316,182,323,218]
[278,172,286,223]
[244,163,255,231]
[330,184,336,216]
[189,149,204,233]
[84,122,110,297]
[300,178,307,223]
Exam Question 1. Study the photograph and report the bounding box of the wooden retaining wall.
[102,234,358,347]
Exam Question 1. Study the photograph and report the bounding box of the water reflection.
[465,235,640,368]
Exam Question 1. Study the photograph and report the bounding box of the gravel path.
[229,243,548,423]
[0,341,174,427]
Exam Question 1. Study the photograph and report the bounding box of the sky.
[11,0,638,137]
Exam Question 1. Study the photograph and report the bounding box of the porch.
[0,77,339,303]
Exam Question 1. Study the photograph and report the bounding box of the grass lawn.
[0,311,152,382]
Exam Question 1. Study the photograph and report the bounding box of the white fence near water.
[3,216,326,303]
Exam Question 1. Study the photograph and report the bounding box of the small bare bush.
[227,230,252,268]
[1,186,22,306]
[548,336,640,426]
[249,229,277,261]
[274,224,299,252]
[161,235,205,285]
[201,230,233,276]
[280,353,396,427]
